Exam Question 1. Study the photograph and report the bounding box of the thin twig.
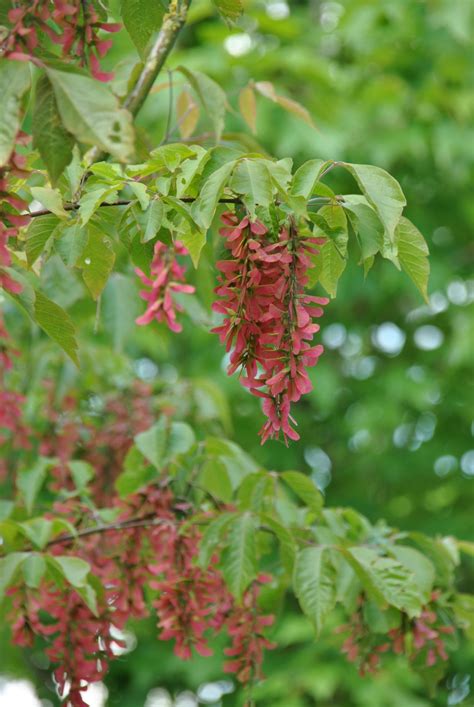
[28,196,243,218]
[46,515,172,548]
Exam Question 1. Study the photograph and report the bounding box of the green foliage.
[0,58,30,165]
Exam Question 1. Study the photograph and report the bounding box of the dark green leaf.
[80,224,116,299]
[26,214,61,266]
[121,0,165,57]
[223,512,258,601]
[32,75,74,184]
[281,471,323,516]
[16,457,55,515]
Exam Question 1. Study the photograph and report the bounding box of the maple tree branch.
[46,514,173,548]
[28,196,243,218]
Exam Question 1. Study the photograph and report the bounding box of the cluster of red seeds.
[336,593,454,676]
[9,486,275,706]
[212,211,328,443]
[2,1,121,81]
[135,240,195,332]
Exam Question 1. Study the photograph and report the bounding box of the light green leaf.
[292,159,326,199]
[142,198,164,242]
[390,545,435,603]
[343,197,384,260]
[80,224,116,299]
[177,67,227,141]
[198,512,236,568]
[32,75,74,184]
[0,59,30,166]
[135,418,196,470]
[293,546,336,635]
[395,216,430,301]
[344,546,423,617]
[30,187,68,219]
[19,518,53,550]
[0,553,28,600]
[231,158,273,217]
[191,160,236,229]
[55,221,88,267]
[49,555,91,587]
[212,0,243,22]
[129,181,150,210]
[200,459,233,503]
[239,85,257,133]
[223,512,258,600]
[102,273,140,351]
[178,221,206,267]
[176,146,210,197]
[342,162,406,260]
[22,553,46,589]
[34,290,79,365]
[26,214,61,266]
[68,460,94,490]
[46,67,134,161]
[121,0,165,57]
[17,457,55,515]
[260,513,296,574]
[310,204,348,296]
[281,471,323,516]
[255,81,315,128]
[78,185,119,226]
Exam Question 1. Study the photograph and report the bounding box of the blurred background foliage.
[1,0,473,705]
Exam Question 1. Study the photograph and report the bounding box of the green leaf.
[223,512,258,601]
[141,198,164,242]
[200,459,233,503]
[390,545,435,603]
[255,81,315,128]
[395,216,430,301]
[342,162,406,260]
[34,290,79,365]
[212,0,243,23]
[55,221,89,267]
[178,221,206,267]
[121,0,165,57]
[198,512,236,568]
[310,204,348,296]
[68,460,94,491]
[101,273,140,351]
[281,471,323,516]
[129,181,150,210]
[32,75,74,184]
[115,445,154,497]
[293,546,336,635]
[17,457,55,515]
[344,546,423,617]
[48,556,91,588]
[26,214,61,266]
[30,187,68,218]
[292,159,326,199]
[177,67,227,141]
[134,418,195,470]
[19,518,53,550]
[231,158,273,217]
[260,513,296,574]
[239,85,257,133]
[237,472,273,511]
[78,185,119,226]
[454,594,474,641]
[22,553,47,589]
[80,224,116,299]
[46,67,134,161]
[191,160,236,229]
[343,197,384,260]
[0,59,30,166]
[0,553,28,600]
